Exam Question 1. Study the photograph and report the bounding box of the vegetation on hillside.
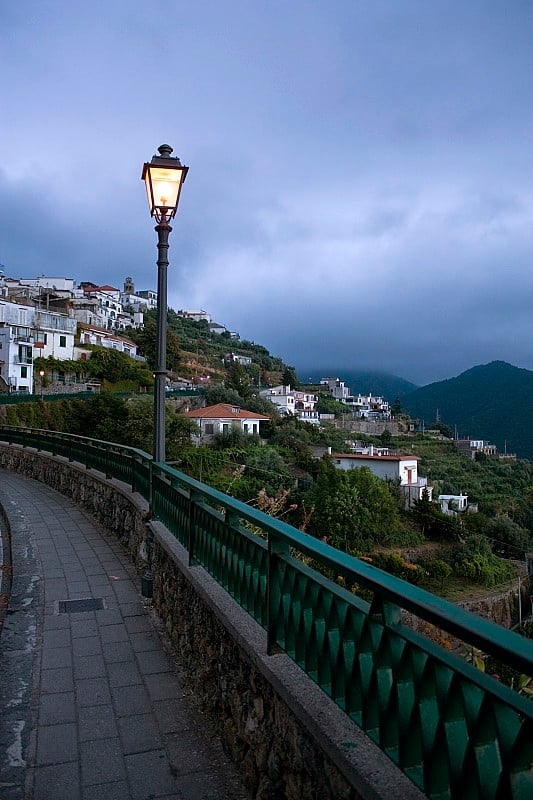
[403,361,533,459]
[4,312,532,609]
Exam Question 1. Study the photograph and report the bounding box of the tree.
[411,489,459,541]
[380,429,393,446]
[315,393,349,417]
[485,516,531,559]
[86,347,153,385]
[226,446,292,502]
[120,397,199,459]
[453,534,515,587]
[206,385,243,407]
[212,428,261,450]
[308,460,401,553]
[391,397,403,416]
[282,366,299,388]
[225,361,253,400]
[128,313,181,372]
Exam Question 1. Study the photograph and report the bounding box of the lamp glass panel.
[147,166,184,211]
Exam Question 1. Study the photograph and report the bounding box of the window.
[59,335,66,347]
[18,345,32,364]
[243,424,248,433]
[20,366,27,378]
[205,423,214,434]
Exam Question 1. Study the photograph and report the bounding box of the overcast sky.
[2,1,533,386]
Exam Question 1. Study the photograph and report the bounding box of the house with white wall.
[177,309,212,323]
[260,386,296,416]
[120,277,156,314]
[320,377,350,400]
[225,352,252,366]
[330,451,432,507]
[0,302,34,392]
[260,385,320,425]
[33,311,76,360]
[75,324,141,359]
[0,301,76,392]
[74,284,124,331]
[438,494,469,515]
[184,403,270,444]
[345,393,391,419]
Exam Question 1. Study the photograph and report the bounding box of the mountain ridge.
[402,360,533,458]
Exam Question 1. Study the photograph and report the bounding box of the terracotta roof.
[184,403,270,421]
[331,453,419,462]
[77,323,136,347]
[82,285,118,293]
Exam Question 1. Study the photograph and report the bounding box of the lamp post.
[39,369,45,400]
[141,144,188,462]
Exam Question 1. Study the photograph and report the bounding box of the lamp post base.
[141,569,153,598]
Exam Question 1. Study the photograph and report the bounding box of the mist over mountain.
[402,361,533,459]
[303,369,418,399]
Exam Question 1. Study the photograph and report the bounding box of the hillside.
[304,369,418,399]
[402,361,533,459]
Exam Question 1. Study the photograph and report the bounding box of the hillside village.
[0,272,519,523]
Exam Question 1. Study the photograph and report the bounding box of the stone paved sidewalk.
[0,470,248,800]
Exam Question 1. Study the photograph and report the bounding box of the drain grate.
[58,598,105,614]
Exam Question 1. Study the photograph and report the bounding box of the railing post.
[267,530,290,655]
[369,594,402,627]
[188,489,202,566]
[131,453,137,494]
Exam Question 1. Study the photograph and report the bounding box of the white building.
[73,284,124,331]
[320,377,350,400]
[438,494,469,515]
[33,311,76,360]
[345,393,391,419]
[184,403,270,444]
[177,309,212,323]
[225,352,252,367]
[260,385,320,424]
[319,377,391,419]
[0,302,34,392]
[0,301,75,392]
[331,451,432,508]
[75,325,141,359]
[120,277,156,314]
[260,385,296,416]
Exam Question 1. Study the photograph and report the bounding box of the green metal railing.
[1,424,533,799]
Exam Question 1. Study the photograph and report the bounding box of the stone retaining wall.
[0,443,422,800]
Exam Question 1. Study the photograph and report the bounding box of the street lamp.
[39,369,45,400]
[141,144,188,462]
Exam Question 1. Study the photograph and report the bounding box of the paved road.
[0,470,248,800]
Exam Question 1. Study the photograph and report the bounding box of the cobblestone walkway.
[0,470,248,800]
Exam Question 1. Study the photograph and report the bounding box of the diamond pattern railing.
[1,425,533,799]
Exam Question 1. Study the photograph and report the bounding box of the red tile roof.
[184,403,270,421]
[82,285,118,293]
